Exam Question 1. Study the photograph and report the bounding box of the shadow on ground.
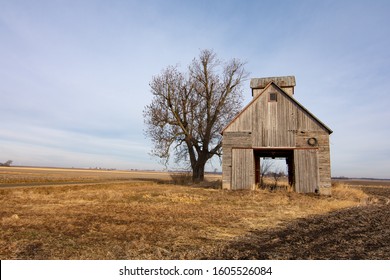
[209,188,390,260]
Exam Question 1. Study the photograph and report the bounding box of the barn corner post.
[221,76,332,194]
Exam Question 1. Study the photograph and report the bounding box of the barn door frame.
[253,148,295,189]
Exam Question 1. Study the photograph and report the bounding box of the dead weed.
[0,179,370,260]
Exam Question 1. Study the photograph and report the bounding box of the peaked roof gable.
[222,81,333,134]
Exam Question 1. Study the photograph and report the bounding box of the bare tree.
[144,49,248,182]
[259,158,274,187]
[271,170,285,189]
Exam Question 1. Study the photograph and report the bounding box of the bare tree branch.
[144,49,248,182]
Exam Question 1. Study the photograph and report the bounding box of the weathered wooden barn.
[222,76,332,194]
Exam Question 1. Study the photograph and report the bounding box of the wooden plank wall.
[224,104,253,132]
[231,148,255,190]
[294,149,319,193]
[251,85,324,147]
[296,131,331,190]
[223,83,332,193]
[222,132,252,189]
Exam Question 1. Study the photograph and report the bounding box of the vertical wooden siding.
[251,86,323,147]
[223,82,331,193]
[294,149,319,193]
[222,132,252,189]
[296,131,331,189]
[231,149,254,190]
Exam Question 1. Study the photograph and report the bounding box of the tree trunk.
[192,160,206,183]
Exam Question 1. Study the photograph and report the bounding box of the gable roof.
[222,81,333,134]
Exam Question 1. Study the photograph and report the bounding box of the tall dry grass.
[0,180,368,260]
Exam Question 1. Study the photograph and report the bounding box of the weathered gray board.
[222,76,332,194]
[294,149,319,193]
[231,148,254,190]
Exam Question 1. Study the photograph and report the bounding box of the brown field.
[0,166,389,259]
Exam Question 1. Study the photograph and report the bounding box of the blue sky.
[1,0,389,178]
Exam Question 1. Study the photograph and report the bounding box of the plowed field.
[211,182,390,259]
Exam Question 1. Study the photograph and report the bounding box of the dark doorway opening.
[254,149,294,189]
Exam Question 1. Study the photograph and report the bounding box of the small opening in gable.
[269,92,277,102]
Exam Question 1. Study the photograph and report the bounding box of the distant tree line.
[0,160,13,167]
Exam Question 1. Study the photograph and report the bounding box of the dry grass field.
[1,166,389,259]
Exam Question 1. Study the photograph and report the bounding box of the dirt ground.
[211,183,390,259]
